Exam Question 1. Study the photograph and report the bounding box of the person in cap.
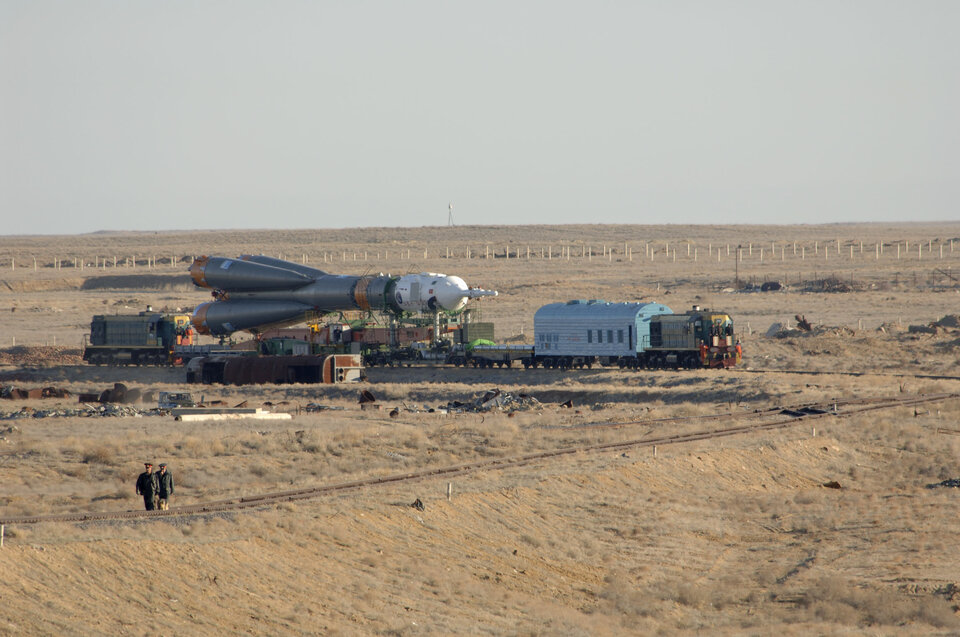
[155,463,174,510]
[136,462,159,510]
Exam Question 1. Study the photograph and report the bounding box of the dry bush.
[60,463,89,478]
[249,462,270,478]
[796,576,960,628]
[599,570,657,617]
[81,443,118,465]
[176,435,226,458]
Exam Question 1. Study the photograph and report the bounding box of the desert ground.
[1,222,960,635]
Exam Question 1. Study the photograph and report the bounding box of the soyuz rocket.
[188,254,497,336]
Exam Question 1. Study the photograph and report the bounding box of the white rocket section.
[393,273,498,313]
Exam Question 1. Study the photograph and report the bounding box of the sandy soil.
[1,223,959,635]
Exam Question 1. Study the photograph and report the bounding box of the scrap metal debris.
[441,388,544,414]
[304,403,345,412]
[927,478,960,489]
[795,315,812,331]
[1,404,157,420]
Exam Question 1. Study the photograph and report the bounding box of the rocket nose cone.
[434,275,470,312]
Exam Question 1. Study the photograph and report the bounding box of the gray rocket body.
[189,255,496,336]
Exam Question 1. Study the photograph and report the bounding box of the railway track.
[2,392,956,526]
[368,362,960,384]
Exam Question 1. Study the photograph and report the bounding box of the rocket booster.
[188,255,497,336]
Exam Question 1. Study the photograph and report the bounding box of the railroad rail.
[2,392,955,526]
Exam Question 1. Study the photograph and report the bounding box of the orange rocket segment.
[191,302,212,335]
[189,256,211,288]
[354,276,372,311]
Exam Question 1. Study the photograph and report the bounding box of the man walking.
[156,462,174,510]
[136,462,159,511]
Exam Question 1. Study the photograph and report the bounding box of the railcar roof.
[534,300,673,320]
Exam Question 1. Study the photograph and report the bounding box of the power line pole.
[735,244,742,289]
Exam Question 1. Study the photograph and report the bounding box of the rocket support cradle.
[189,255,497,336]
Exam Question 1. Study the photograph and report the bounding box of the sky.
[1,1,957,235]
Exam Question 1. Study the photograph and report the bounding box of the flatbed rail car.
[447,344,535,368]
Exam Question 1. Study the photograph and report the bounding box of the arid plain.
[1,222,960,635]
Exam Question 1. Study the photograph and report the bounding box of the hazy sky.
[1,1,957,235]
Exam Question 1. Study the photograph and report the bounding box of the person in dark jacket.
[155,463,174,510]
[135,462,159,510]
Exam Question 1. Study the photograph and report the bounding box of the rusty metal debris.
[1,386,72,400]
[795,315,812,331]
[359,389,381,411]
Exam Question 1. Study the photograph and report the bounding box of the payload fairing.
[189,255,497,336]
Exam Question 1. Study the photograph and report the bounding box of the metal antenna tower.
[447,202,454,226]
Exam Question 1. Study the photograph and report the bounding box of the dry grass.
[2,224,960,633]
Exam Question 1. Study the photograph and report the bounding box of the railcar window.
[618,329,624,343]
[597,330,602,343]
[607,330,613,343]
[587,330,592,343]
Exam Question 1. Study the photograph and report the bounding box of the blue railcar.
[531,300,673,369]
